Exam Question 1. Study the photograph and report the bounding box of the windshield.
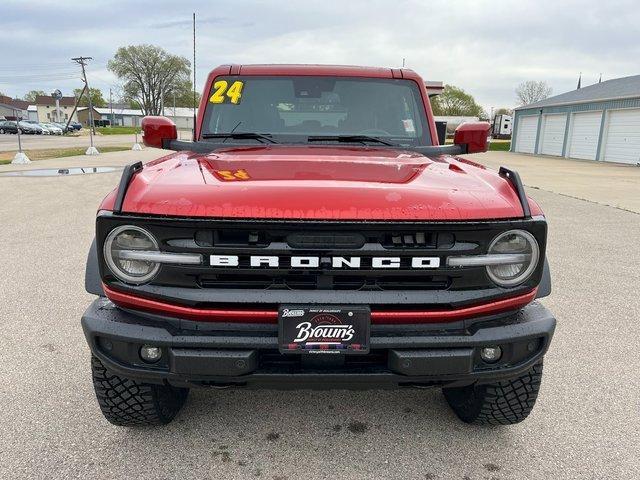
[201,76,431,146]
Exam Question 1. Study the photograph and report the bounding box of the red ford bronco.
[82,64,555,426]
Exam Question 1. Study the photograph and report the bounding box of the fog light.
[480,346,502,363]
[140,345,162,363]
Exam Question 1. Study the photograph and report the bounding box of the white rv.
[492,114,512,139]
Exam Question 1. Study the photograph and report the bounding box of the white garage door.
[567,111,602,160]
[539,114,567,156]
[515,115,538,153]
[602,109,640,165]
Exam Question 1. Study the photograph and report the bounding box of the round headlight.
[486,230,539,287]
[103,225,160,285]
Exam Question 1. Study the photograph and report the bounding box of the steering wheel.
[357,128,391,136]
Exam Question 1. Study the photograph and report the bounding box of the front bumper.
[81,299,555,389]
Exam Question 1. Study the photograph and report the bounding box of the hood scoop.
[202,148,431,184]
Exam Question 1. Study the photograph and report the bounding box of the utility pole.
[159,78,163,115]
[193,12,197,140]
[72,56,99,155]
[11,107,30,164]
[110,88,114,126]
[15,109,22,152]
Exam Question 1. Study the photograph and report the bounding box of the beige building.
[94,106,197,130]
[34,95,78,123]
[0,95,29,120]
[161,107,197,130]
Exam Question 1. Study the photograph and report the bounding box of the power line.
[0,74,79,81]
[0,70,79,77]
[0,79,79,87]
[0,63,78,71]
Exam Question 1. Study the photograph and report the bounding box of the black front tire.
[443,362,543,425]
[91,355,189,427]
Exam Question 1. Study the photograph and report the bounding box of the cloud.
[0,0,638,110]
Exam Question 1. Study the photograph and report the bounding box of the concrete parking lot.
[0,133,138,152]
[473,150,640,214]
[0,130,192,152]
[0,150,638,479]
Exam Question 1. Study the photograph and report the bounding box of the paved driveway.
[0,150,638,479]
[470,151,640,213]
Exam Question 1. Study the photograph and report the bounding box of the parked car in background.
[53,122,72,133]
[23,120,49,134]
[68,121,82,131]
[18,121,43,134]
[0,120,20,134]
[41,122,63,135]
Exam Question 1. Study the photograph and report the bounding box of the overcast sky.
[1,0,638,112]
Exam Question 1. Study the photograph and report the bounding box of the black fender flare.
[535,257,552,299]
[85,238,104,296]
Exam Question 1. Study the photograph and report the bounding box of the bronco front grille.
[97,215,548,295]
[199,272,451,291]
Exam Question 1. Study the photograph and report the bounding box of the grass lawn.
[489,140,511,151]
[0,146,131,165]
[95,126,141,135]
[445,138,511,151]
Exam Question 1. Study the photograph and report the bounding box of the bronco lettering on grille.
[209,255,440,269]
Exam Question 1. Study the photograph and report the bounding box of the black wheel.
[0,128,4,134]
[91,355,189,427]
[443,362,543,425]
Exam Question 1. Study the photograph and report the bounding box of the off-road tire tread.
[91,355,188,426]
[443,362,543,425]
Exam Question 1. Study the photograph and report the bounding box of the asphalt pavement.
[0,150,638,479]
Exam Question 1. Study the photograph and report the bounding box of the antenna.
[193,12,196,141]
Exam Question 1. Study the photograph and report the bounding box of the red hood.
[102,145,540,220]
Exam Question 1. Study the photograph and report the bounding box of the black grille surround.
[97,212,547,309]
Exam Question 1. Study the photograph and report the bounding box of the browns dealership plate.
[278,306,370,355]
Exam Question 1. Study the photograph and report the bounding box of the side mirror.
[142,116,177,149]
[453,122,491,154]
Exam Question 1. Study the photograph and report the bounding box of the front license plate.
[278,306,370,355]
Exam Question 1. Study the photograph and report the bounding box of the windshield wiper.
[306,135,398,146]
[201,132,278,144]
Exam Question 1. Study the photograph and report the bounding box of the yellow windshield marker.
[209,80,244,104]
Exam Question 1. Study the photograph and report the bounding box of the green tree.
[430,85,484,117]
[108,45,191,115]
[164,79,201,108]
[128,99,142,110]
[23,90,46,102]
[73,87,107,107]
[494,107,513,116]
